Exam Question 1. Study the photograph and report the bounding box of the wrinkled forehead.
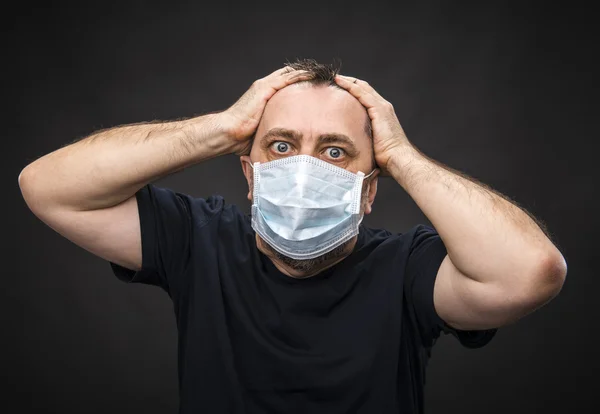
[257,83,371,146]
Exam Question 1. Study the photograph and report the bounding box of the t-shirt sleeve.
[110,184,220,295]
[404,224,498,349]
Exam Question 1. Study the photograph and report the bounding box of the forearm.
[19,113,234,211]
[388,145,565,286]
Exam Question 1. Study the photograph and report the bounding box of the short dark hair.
[284,58,341,86]
[284,58,373,142]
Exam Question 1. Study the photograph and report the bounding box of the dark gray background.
[6,1,597,413]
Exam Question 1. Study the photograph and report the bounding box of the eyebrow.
[259,128,359,156]
[260,128,303,145]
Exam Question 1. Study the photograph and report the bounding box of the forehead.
[257,83,370,143]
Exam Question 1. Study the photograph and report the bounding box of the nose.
[297,143,318,158]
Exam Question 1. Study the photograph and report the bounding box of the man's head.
[240,59,379,276]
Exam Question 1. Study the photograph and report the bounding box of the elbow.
[18,165,36,206]
[475,249,568,328]
[18,165,30,190]
[19,164,48,215]
[523,248,568,307]
[539,248,568,296]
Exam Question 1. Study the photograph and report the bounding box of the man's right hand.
[219,66,310,155]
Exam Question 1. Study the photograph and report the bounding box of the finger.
[265,66,295,78]
[271,69,311,90]
[336,75,386,101]
[334,75,380,110]
[335,75,380,100]
[265,66,307,82]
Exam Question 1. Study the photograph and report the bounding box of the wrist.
[183,113,241,157]
[387,144,425,187]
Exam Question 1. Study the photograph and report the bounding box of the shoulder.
[145,186,251,236]
[184,193,253,241]
[175,192,246,225]
[358,224,435,252]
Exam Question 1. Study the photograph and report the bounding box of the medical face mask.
[249,155,375,260]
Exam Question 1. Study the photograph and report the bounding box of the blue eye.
[327,147,344,158]
[273,142,289,153]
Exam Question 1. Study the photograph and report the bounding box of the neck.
[256,235,358,279]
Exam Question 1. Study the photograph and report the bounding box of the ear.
[240,155,254,202]
[364,172,379,215]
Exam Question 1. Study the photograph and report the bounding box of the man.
[19,59,567,413]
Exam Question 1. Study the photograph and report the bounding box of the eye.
[325,147,345,159]
[272,141,291,154]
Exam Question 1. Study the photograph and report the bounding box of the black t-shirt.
[111,184,497,414]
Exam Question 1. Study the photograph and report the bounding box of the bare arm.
[19,67,309,270]
[18,115,234,270]
[389,147,567,329]
[20,116,232,212]
[334,74,567,331]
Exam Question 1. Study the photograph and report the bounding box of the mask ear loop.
[364,168,378,179]
[356,168,378,219]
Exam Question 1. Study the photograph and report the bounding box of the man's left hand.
[334,74,413,175]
